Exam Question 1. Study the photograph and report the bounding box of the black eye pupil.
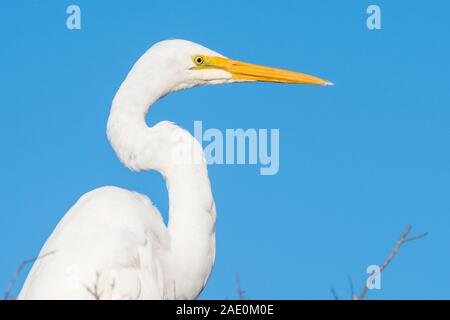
[196,57,203,64]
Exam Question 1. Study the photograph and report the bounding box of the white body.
[19,39,330,300]
[19,40,222,300]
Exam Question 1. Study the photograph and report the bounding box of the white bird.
[18,39,331,300]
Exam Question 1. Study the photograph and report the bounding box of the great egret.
[18,39,331,300]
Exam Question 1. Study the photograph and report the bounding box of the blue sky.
[1,0,449,299]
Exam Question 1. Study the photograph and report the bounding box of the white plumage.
[19,39,330,300]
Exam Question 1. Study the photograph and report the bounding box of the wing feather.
[19,186,168,300]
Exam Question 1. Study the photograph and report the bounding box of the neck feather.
[107,58,216,299]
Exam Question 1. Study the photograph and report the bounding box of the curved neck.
[107,57,216,299]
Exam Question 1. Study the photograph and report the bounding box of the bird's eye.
[193,55,205,66]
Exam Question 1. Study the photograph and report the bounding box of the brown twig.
[357,224,428,300]
[4,251,55,300]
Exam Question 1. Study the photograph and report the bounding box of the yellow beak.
[199,56,332,86]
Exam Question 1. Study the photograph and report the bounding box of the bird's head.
[135,39,332,92]
[109,39,333,172]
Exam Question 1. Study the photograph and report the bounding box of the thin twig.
[330,287,339,300]
[84,272,103,300]
[173,280,177,300]
[347,275,356,300]
[404,232,429,243]
[235,273,246,300]
[357,224,428,300]
[4,251,55,300]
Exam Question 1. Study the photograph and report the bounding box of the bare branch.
[4,251,55,300]
[347,275,357,300]
[357,224,427,300]
[330,287,339,300]
[173,280,177,300]
[84,272,103,300]
[235,273,246,300]
[404,232,429,243]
